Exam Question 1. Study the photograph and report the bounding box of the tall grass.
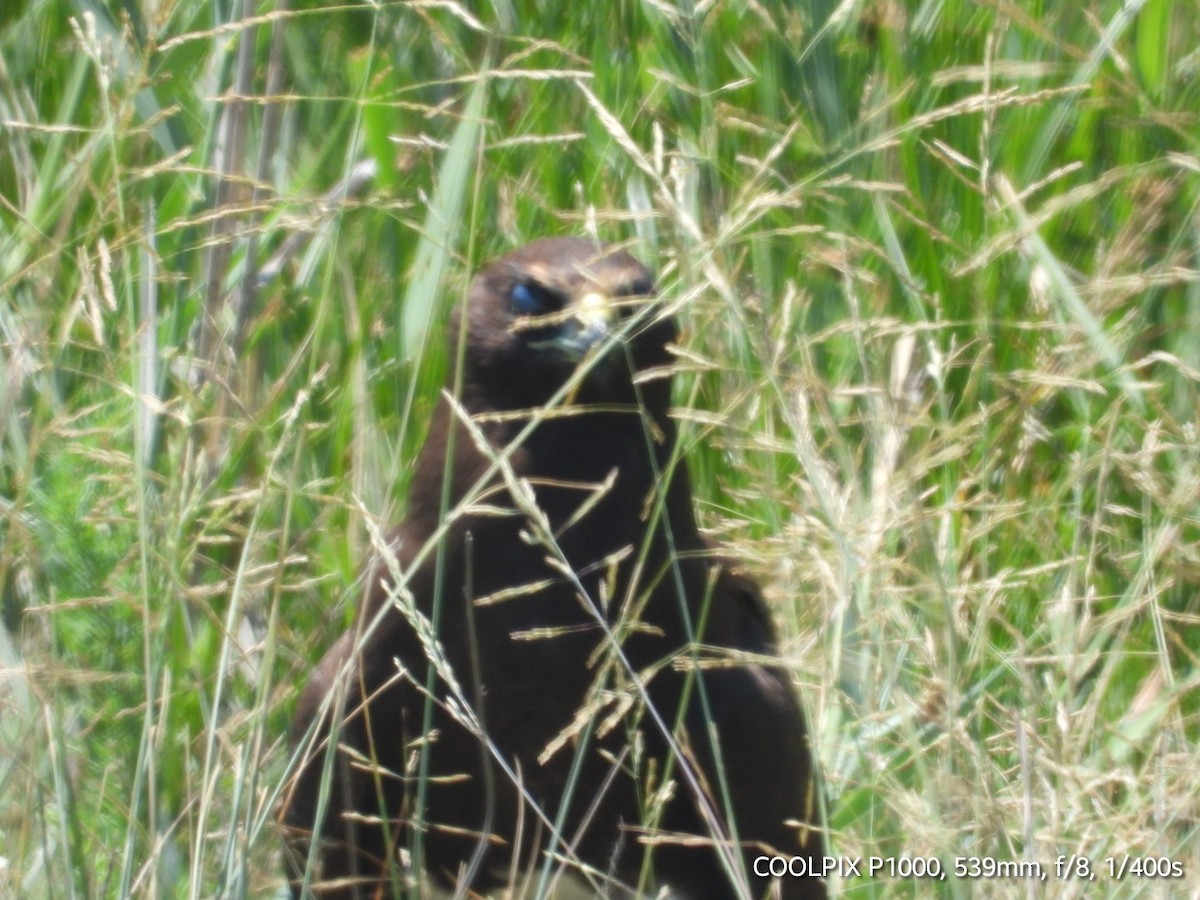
[1,0,1197,896]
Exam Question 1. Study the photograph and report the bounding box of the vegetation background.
[2,0,1197,896]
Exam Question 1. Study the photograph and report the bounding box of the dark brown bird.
[280,237,826,899]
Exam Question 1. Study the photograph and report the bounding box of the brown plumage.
[280,237,826,898]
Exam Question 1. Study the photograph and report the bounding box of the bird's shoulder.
[693,540,782,654]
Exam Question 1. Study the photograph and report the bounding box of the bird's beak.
[557,291,613,358]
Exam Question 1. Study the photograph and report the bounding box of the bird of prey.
[280,237,826,899]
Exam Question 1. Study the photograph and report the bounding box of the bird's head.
[456,237,675,413]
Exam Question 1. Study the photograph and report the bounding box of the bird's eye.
[510,282,559,317]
